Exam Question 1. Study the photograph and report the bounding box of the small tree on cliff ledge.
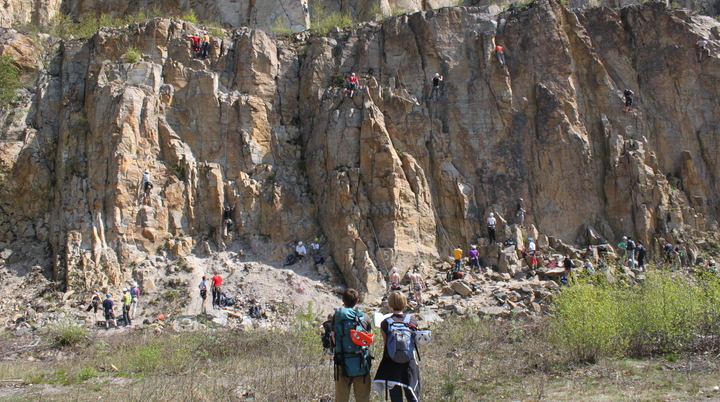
[0,55,22,109]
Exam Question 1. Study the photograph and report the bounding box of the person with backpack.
[332,288,373,402]
[211,271,223,309]
[626,237,636,268]
[373,291,421,401]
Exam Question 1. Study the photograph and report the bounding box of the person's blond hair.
[387,291,407,311]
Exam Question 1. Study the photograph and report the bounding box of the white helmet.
[471,245,477,249]
[434,73,440,77]
[489,212,494,217]
[391,267,397,272]
[144,170,149,174]
[351,73,355,76]
[414,330,432,347]
[298,241,303,245]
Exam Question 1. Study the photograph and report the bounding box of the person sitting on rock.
[495,44,506,66]
[583,259,595,275]
[187,33,202,57]
[487,212,497,243]
[310,238,320,256]
[563,255,574,273]
[623,89,634,113]
[468,245,481,273]
[296,241,307,260]
[697,37,708,63]
[200,31,211,59]
[347,73,358,97]
[430,73,443,100]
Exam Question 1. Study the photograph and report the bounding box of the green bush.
[310,5,353,35]
[164,289,179,300]
[76,366,96,382]
[0,55,22,108]
[550,271,720,361]
[51,323,89,347]
[182,9,199,23]
[125,47,141,63]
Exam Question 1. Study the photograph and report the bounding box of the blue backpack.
[334,308,372,378]
[385,315,415,364]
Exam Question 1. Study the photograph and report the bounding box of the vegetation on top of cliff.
[0,55,22,109]
[308,0,354,35]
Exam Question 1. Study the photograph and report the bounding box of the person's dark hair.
[638,241,643,245]
[342,288,359,307]
[202,276,206,280]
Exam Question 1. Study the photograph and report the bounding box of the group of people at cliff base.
[284,239,323,266]
[325,288,428,402]
[198,271,226,312]
[85,283,140,329]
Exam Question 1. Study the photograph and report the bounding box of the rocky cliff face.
[1,1,719,299]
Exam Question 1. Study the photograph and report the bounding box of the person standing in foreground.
[333,288,372,402]
[211,271,223,309]
[374,291,421,401]
[453,245,463,272]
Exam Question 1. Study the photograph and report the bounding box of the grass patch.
[182,9,199,23]
[309,1,353,35]
[125,46,141,63]
[49,323,89,348]
[0,54,23,108]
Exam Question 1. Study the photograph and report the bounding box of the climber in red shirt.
[211,271,223,309]
[347,73,358,97]
[496,44,506,66]
[187,33,202,57]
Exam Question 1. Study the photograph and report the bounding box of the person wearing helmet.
[487,212,497,243]
[373,291,421,401]
[187,32,202,57]
[295,241,307,260]
[389,267,401,292]
[347,73,358,97]
[310,238,321,257]
[697,37,708,62]
[430,73,443,101]
[102,293,116,329]
[129,282,140,319]
[496,44,506,66]
[468,245,481,273]
[516,198,526,227]
[121,288,132,327]
[200,31,211,59]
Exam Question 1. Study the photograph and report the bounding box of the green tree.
[0,55,22,108]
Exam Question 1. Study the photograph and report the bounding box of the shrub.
[51,323,88,347]
[550,271,720,361]
[164,289,179,300]
[0,55,22,108]
[125,47,141,63]
[182,9,199,23]
[310,4,353,35]
[76,366,96,382]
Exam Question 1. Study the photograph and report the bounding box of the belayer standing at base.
[333,288,373,402]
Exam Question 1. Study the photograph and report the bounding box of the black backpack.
[321,320,333,349]
[248,305,263,318]
[626,240,635,251]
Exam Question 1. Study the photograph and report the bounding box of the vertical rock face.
[1,1,720,299]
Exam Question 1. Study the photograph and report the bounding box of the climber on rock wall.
[187,33,202,57]
[623,89,634,112]
[200,31,211,59]
[430,73,443,100]
[697,37,708,62]
[496,44,506,66]
[347,73,358,97]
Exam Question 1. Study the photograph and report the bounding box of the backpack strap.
[402,314,412,324]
